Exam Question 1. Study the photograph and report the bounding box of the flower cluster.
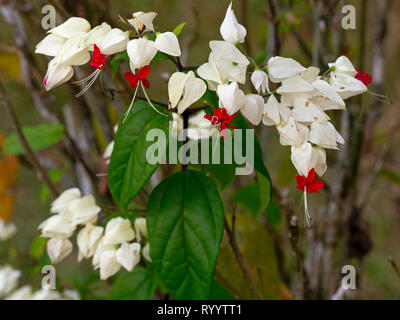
[36,18,128,92]
[262,55,369,225]
[263,55,368,178]
[34,3,372,228]
[0,265,79,300]
[38,188,149,280]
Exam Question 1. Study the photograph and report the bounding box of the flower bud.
[220,2,246,44]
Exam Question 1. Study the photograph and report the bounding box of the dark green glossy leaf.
[256,171,271,218]
[147,170,225,299]
[108,100,170,208]
[107,267,156,300]
[4,123,64,155]
[210,279,235,300]
[234,184,260,214]
[152,51,169,62]
[266,197,281,224]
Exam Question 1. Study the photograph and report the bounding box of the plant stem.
[224,215,261,299]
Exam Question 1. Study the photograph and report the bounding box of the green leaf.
[190,163,236,192]
[30,237,48,260]
[210,279,235,300]
[233,177,271,220]
[107,267,157,300]
[254,51,269,66]
[266,197,281,224]
[173,22,186,36]
[108,100,170,208]
[201,89,219,108]
[147,170,225,299]
[152,51,169,62]
[227,113,271,180]
[4,123,64,155]
[234,184,260,214]
[256,171,271,219]
[111,50,129,78]
[203,163,236,191]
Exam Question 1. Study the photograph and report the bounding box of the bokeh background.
[0,0,399,299]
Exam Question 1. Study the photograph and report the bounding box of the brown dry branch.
[224,215,261,300]
[0,82,60,198]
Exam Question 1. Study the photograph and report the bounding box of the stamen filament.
[140,82,168,117]
[75,69,101,98]
[73,69,99,84]
[122,85,139,124]
[304,190,312,229]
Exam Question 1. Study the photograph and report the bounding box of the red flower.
[355,67,372,86]
[204,108,238,138]
[124,65,150,89]
[89,44,107,70]
[296,168,324,193]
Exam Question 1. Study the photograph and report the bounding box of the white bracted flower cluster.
[35,3,371,228]
[38,188,150,280]
[263,55,367,177]
[0,265,80,300]
[36,18,128,92]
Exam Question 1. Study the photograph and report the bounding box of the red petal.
[296,185,306,192]
[138,65,150,80]
[296,175,307,190]
[306,179,325,193]
[124,72,139,88]
[307,168,316,183]
[204,114,213,121]
[124,72,135,82]
[93,44,101,58]
[142,79,150,89]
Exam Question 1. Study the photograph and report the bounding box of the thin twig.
[388,256,400,279]
[224,215,261,299]
[214,269,244,299]
[0,82,60,198]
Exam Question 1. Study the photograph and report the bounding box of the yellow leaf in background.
[0,51,21,81]
[217,214,293,299]
[0,133,19,221]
